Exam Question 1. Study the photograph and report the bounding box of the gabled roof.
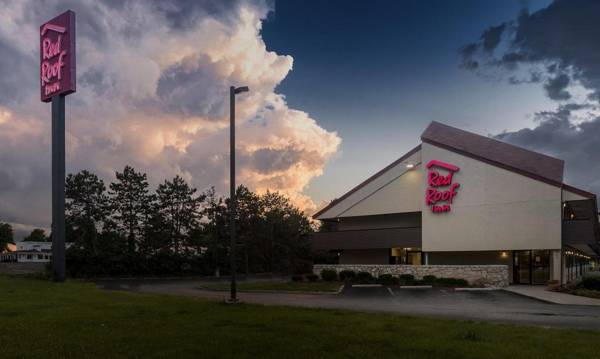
[421,121,565,184]
[313,121,596,220]
[313,145,421,219]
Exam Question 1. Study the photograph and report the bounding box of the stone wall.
[313,264,509,287]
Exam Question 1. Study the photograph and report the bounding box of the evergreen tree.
[66,170,111,253]
[156,176,205,253]
[109,166,154,255]
[0,222,13,251]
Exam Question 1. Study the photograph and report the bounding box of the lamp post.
[229,85,249,303]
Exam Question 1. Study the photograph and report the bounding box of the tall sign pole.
[228,85,248,303]
[40,10,76,282]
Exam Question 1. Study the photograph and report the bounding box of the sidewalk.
[504,285,600,306]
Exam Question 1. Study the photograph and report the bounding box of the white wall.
[421,143,562,252]
[317,149,422,218]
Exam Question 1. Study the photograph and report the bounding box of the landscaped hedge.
[422,275,437,285]
[434,277,468,287]
[339,270,356,281]
[376,274,399,286]
[355,271,375,284]
[581,275,600,291]
[306,274,319,282]
[320,269,338,282]
[398,274,415,285]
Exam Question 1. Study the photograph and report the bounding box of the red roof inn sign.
[40,10,75,102]
[425,160,460,213]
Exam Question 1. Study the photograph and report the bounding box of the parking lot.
[97,279,600,330]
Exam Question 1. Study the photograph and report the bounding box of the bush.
[581,276,600,291]
[339,270,356,281]
[291,274,304,282]
[422,275,437,285]
[376,274,398,286]
[354,271,375,284]
[320,269,338,282]
[398,274,415,286]
[434,277,469,287]
[306,274,319,282]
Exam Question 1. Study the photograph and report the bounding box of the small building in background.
[14,241,73,263]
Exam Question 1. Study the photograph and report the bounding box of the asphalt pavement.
[96,279,600,330]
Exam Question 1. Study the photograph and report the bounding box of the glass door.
[513,251,531,284]
[532,250,550,284]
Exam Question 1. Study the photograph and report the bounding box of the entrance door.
[513,251,531,284]
[513,250,550,285]
[532,250,550,284]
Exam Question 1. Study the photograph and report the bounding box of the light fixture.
[406,163,414,169]
[500,251,508,258]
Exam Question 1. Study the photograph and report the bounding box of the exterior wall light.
[500,251,508,258]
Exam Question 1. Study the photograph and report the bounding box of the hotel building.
[313,122,599,285]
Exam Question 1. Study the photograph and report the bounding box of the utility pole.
[228,85,248,303]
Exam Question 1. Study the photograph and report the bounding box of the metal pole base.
[224,298,241,305]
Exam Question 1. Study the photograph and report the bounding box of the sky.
[1,0,600,239]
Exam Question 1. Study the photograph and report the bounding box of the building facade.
[313,122,599,285]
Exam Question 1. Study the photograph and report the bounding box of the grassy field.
[199,280,342,292]
[1,275,600,358]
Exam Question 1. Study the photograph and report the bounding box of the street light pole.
[229,85,248,303]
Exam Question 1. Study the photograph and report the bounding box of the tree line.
[62,166,313,277]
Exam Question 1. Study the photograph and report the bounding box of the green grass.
[199,280,342,292]
[1,275,600,358]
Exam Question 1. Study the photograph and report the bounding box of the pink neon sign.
[425,160,460,213]
[40,10,76,102]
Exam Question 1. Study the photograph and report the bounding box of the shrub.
[572,288,600,299]
[581,276,600,291]
[354,271,375,284]
[339,270,356,281]
[398,274,415,286]
[422,275,437,285]
[320,269,338,282]
[306,274,319,282]
[291,274,304,282]
[435,277,469,287]
[376,274,398,286]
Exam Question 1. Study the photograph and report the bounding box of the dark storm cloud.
[496,104,600,195]
[461,0,600,100]
[156,56,226,118]
[544,73,571,100]
[460,0,600,199]
[481,23,505,52]
[0,42,36,107]
[241,147,304,174]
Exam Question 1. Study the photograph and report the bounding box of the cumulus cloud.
[0,0,340,237]
[460,0,600,199]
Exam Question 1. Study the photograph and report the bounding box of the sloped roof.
[313,121,596,220]
[313,145,421,219]
[421,121,565,184]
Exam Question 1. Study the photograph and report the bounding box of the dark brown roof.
[313,145,421,219]
[421,121,565,184]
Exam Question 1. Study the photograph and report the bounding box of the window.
[38,254,43,260]
[27,254,32,260]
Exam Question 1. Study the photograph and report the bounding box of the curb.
[399,285,433,289]
[454,287,499,291]
[197,284,344,295]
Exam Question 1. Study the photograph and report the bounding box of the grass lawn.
[1,276,600,358]
[198,280,342,292]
